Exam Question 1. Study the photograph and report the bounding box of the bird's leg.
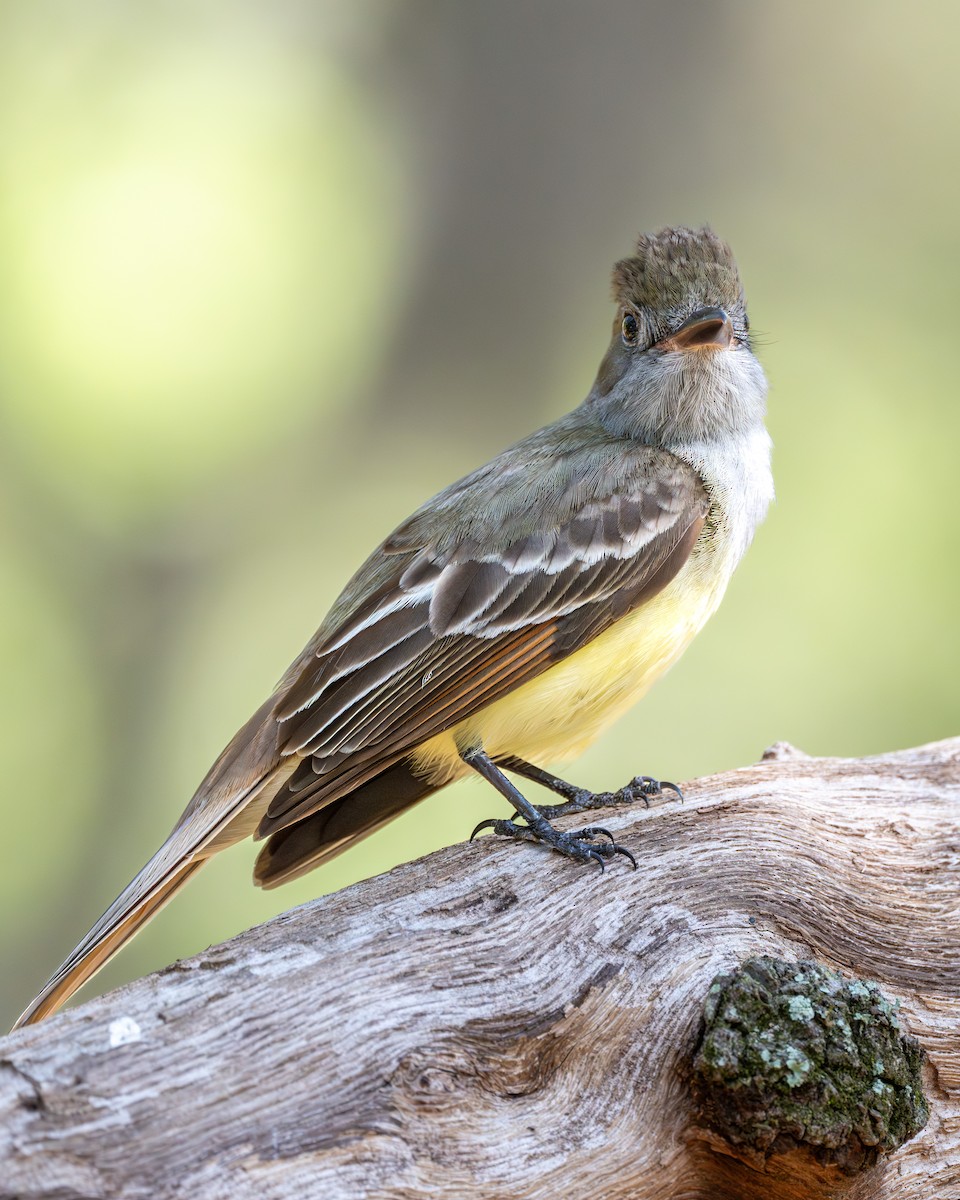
[462,746,636,871]
[494,755,682,820]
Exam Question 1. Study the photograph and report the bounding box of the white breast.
[675,425,774,571]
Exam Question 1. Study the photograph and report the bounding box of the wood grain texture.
[1,738,958,1199]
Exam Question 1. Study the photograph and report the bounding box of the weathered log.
[1,738,958,1199]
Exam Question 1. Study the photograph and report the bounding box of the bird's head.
[589,226,767,446]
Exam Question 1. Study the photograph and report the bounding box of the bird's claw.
[577,826,638,870]
[470,818,499,841]
[624,775,683,806]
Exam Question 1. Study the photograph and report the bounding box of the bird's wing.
[259,436,708,837]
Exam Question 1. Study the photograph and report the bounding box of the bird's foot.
[470,815,636,872]
[461,749,676,872]
[524,774,683,822]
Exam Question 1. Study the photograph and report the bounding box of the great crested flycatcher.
[16,225,773,1027]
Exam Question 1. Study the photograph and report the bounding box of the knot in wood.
[691,956,928,1174]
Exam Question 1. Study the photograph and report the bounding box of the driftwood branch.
[2,739,959,1199]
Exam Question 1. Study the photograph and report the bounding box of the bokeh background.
[2,1,958,1029]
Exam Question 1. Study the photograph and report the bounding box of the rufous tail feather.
[13,857,204,1028]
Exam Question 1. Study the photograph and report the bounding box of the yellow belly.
[410,543,732,784]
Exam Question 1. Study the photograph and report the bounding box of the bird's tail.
[13,694,292,1030]
[13,851,206,1028]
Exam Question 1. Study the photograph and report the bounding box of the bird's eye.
[621,312,639,347]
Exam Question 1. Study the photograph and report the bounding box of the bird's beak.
[661,307,734,352]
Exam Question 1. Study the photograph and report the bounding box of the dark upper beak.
[662,306,734,351]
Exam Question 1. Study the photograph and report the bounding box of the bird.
[15,225,773,1028]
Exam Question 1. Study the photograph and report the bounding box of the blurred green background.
[2,0,958,1029]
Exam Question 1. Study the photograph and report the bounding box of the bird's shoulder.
[298,412,706,656]
[389,412,703,555]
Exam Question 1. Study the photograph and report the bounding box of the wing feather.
[268,623,561,829]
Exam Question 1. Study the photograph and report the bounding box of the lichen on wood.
[692,955,928,1172]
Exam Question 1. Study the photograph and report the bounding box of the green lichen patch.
[691,956,928,1174]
